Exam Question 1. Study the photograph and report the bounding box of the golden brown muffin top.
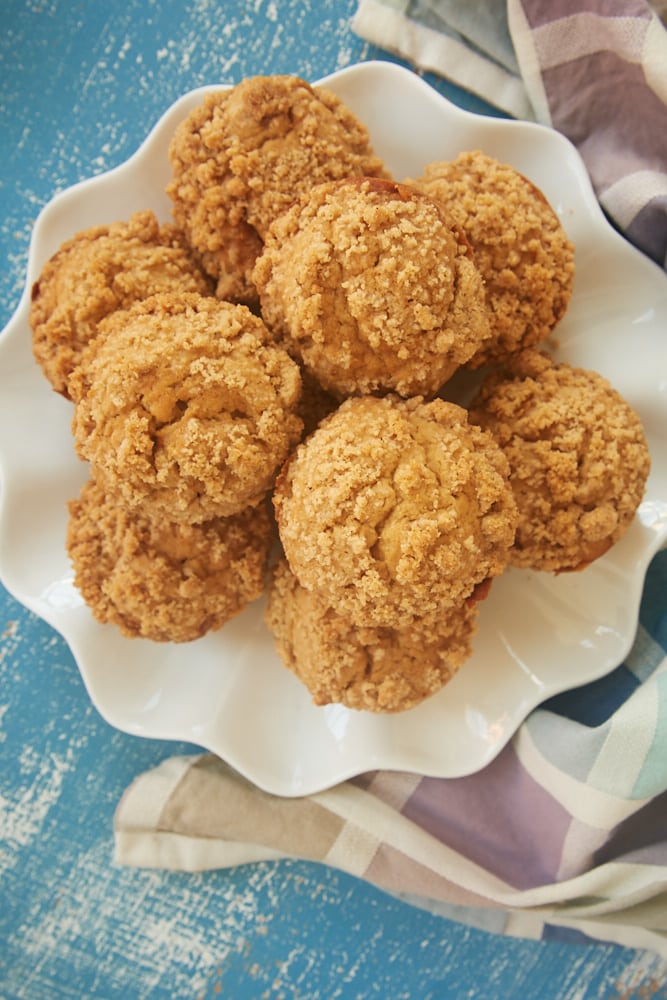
[254,178,492,398]
[411,151,575,366]
[167,75,387,301]
[30,210,211,398]
[468,349,651,571]
[274,394,517,627]
[71,291,303,522]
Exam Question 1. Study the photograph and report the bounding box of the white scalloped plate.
[1,61,666,796]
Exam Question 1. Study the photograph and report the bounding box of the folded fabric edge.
[506,0,552,125]
[114,751,200,832]
[112,823,667,960]
[114,754,667,920]
[113,752,667,961]
[351,0,535,120]
[312,778,667,913]
[392,889,667,960]
[113,830,287,871]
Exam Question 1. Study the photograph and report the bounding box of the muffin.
[273,394,517,627]
[67,477,274,642]
[254,177,491,398]
[167,74,387,302]
[71,291,303,522]
[410,151,575,366]
[30,210,211,397]
[266,557,480,712]
[468,349,651,571]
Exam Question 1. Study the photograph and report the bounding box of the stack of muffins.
[29,75,650,711]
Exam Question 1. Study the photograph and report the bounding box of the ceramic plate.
[1,61,666,796]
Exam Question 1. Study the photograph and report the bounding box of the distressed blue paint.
[1,3,665,998]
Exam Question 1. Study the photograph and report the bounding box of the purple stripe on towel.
[542,54,667,190]
[521,0,652,30]
[625,196,667,266]
[402,744,572,890]
[593,791,667,868]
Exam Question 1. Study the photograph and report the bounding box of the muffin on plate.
[67,478,273,642]
[254,177,491,398]
[468,349,651,572]
[167,74,388,303]
[410,151,575,367]
[30,210,211,398]
[71,291,303,522]
[265,556,481,712]
[273,393,517,628]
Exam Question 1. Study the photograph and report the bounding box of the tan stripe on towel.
[160,755,344,860]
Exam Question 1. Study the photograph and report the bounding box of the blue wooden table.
[1,3,665,997]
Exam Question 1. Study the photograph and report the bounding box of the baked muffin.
[67,478,273,642]
[167,74,387,303]
[266,557,480,712]
[273,394,517,627]
[468,349,651,571]
[71,292,303,522]
[410,151,575,366]
[253,177,492,398]
[30,210,211,398]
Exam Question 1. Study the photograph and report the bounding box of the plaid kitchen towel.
[352,0,667,269]
[114,551,667,958]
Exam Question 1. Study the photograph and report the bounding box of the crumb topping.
[469,349,651,571]
[254,178,491,397]
[411,151,575,366]
[274,394,517,626]
[71,292,303,521]
[67,478,273,642]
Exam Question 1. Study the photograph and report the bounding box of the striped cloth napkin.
[352,0,667,270]
[114,2,667,958]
